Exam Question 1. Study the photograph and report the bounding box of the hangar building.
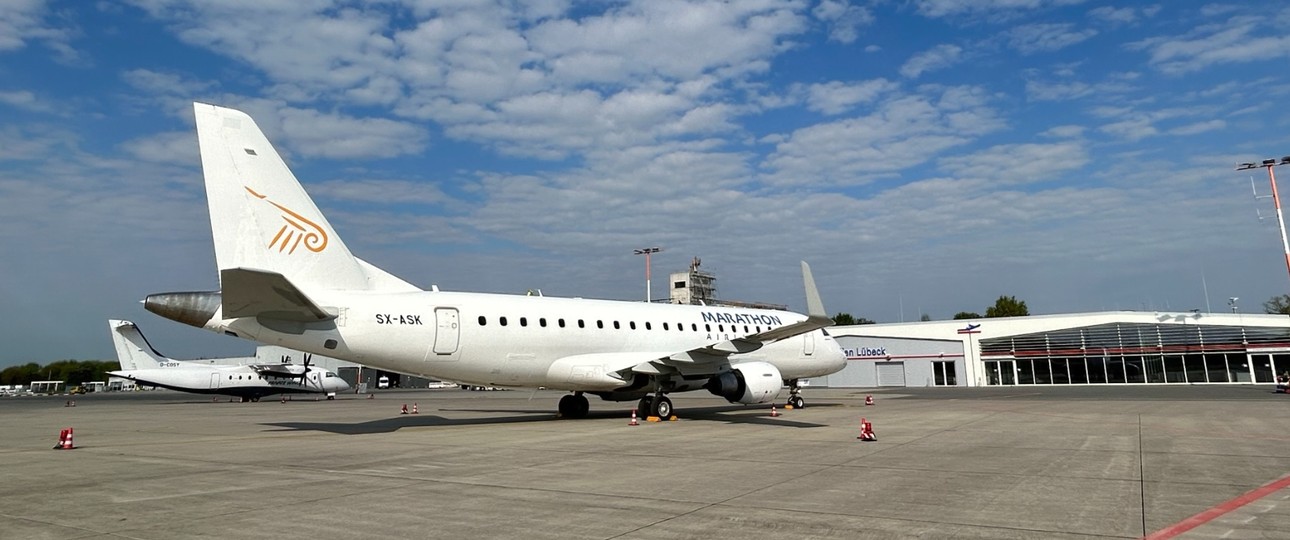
[821,311,1290,388]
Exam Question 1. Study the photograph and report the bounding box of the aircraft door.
[210,373,221,389]
[803,332,816,356]
[433,307,460,355]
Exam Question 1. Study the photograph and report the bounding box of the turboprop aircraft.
[143,102,847,418]
[107,319,349,402]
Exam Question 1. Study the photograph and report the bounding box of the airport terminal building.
[821,311,1290,388]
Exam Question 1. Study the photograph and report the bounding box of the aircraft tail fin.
[108,320,172,370]
[192,103,418,295]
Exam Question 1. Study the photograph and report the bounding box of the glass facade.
[979,322,1290,386]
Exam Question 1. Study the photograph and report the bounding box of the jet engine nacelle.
[706,361,783,404]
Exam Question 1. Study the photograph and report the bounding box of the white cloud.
[1094,105,1228,142]
[900,44,963,78]
[1168,119,1226,136]
[122,69,216,96]
[798,78,899,115]
[938,142,1089,185]
[0,0,70,52]
[310,179,450,206]
[1005,23,1097,55]
[812,0,874,44]
[1099,117,1158,141]
[1131,14,1290,74]
[119,131,197,166]
[1024,74,1135,102]
[762,86,1004,186]
[131,1,815,161]
[1088,6,1137,25]
[1041,125,1085,138]
[0,89,57,113]
[914,0,1088,20]
[278,108,428,160]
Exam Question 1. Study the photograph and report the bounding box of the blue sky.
[3,0,1290,367]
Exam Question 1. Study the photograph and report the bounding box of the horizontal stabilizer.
[220,268,334,322]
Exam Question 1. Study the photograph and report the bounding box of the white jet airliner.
[143,103,847,418]
[107,320,350,402]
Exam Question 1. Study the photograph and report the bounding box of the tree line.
[0,360,119,386]
[833,295,1030,325]
[832,292,1290,325]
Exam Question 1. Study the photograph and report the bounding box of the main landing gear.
[786,380,805,409]
[637,393,673,418]
[558,392,590,419]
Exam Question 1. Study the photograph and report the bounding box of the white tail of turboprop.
[193,103,416,295]
[109,319,170,370]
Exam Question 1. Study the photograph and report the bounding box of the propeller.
[296,354,313,387]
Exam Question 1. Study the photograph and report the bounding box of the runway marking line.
[1143,473,1290,539]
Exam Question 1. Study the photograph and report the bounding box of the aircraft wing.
[248,364,308,377]
[553,261,834,380]
[683,260,832,358]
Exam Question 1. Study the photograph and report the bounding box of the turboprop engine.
[705,361,783,404]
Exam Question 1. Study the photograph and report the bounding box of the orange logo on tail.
[245,187,328,254]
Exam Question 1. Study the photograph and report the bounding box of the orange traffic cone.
[770,404,780,417]
[400,404,408,414]
[857,418,876,441]
[412,403,419,414]
[53,427,75,449]
[865,394,874,406]
[628,408,640,426]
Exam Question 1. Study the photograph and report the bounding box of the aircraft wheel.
[653,396,673,418]
[251,397,260,403]
[637,396,652,416]
[790,395,805,409]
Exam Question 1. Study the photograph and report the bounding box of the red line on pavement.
[1144,473,1290,539]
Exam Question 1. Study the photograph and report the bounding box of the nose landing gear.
[786,380,805,409]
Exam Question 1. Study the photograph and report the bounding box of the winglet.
[802,261,826,318]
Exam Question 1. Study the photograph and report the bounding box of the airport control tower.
[668,257,787,310]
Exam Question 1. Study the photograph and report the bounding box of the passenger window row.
[475,315,767,335]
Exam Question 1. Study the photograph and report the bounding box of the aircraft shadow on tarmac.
[261,404,829,435]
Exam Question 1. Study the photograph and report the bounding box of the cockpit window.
[325,372,335,378]
[821,329,831,336]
